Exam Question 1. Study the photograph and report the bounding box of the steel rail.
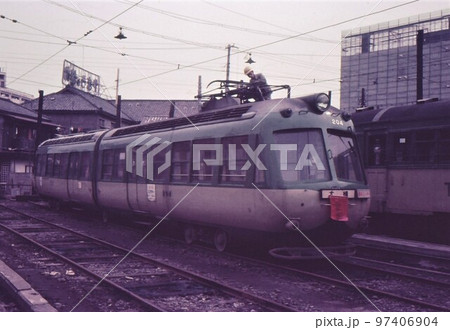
[334,255,450,287]
[230,253,450,312]
[0,204,296,312]
[0,219,165,312]
[164,234,450,312]
[8,201,449,312]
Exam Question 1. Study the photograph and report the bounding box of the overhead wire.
[120,0,420,88]
[43,0,224,50]
[202,0,338,44]
[115,0,336,43]
[3,0,421,96]
[5,0,144,86]
[65,0,202,129]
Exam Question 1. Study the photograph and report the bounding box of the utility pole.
[115,68,120,105]
[115,68,121,128]
[197,75,202,107]
[225,44,238,83]
[416,30,424,101]
[116,95,122,128]
[35,90,44,151]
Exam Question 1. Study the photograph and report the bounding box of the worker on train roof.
[243,66,272,101]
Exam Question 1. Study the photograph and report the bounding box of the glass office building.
[340,9,450,112]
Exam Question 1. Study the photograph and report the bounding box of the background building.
[25,86,139,135]
[0,68,34,104]
[121,99,200,123]
[0,98,56,197]
[340,9,450,112]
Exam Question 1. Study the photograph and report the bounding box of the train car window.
[68,153,80,179]
[192,138,215,183]
[391,133,410,164]
[45,154,54,177]
[80,152,91,180]
[127,149,137,182]
[53,153,61,177]
[171,141,190,183]
[327,130,365,183]
[36,154,46,177]
[438,129,450,164]
[142,144,170,183]
[102,150,114,181]
[59,153,69,178]
[414,130,436,163]
[115,150,126,181]
[274,129,331,183]
[220,136,248,184]
[368,135,386,166]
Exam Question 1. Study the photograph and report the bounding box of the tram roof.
[352,98,450,125]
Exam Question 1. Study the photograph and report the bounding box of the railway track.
[353,243,450,274]
[0,203,295,312]
[98,218,450,312]
[215,250,450,312]
[128,225,450,312]
[3,199,449,312]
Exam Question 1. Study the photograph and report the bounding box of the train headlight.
[300,93,331,114]
[315,93,330,112]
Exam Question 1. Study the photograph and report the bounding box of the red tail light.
[330,195,349,221]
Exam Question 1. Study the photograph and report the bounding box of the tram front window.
[273,129,330,183]
[327,130,365,183]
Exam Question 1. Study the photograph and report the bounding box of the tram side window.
[391,133,410,164]
[101,150,114,181]
[171,142,190,183]
[438,129,450,164]
[36,155,46,176]
[128,149,137,182]
[368,135,386,166]
[59,153,69,178]
[274,129,330,183]
[221,136,248,184]
[68,153,80,179]
[45,154,54,176]
[80,152,91,180]
[115,150,125,181]
[414,130,436,163]
[101,149,126,182]
[192,139,215,183]
[141,144,170,183]
[53,153,69,178]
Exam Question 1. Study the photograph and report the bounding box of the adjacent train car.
[352,98,450,242]
[35,82,370,251]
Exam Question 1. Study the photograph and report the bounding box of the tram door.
[125,145,140,211]
[125,135,172,218]
[135,143,171,216]
[126,170,140,211]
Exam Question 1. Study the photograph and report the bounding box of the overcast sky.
[1,0,449,107]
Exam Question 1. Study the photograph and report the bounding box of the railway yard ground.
[0,197,449,313]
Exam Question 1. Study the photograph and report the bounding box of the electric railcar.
[352,98,450,243]
[35,81,370,252]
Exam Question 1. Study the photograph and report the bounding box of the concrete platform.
[0,260,57,312]
[350,233,450,259]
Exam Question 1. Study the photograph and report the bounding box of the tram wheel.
[184,226,197,244]
[213,230,228,252]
